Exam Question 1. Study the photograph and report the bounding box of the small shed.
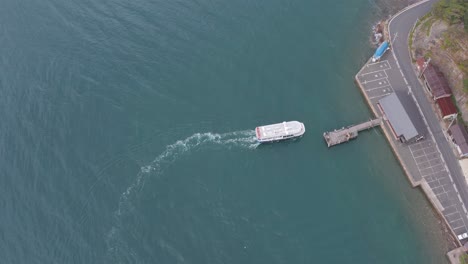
[436,97,457,120]
[421,63,452,100]
[378,93,419,143]
[449,124,468,158]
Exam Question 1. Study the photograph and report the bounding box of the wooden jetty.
[323,118,383,147]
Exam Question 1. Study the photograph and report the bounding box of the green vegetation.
[441,31,459,51]
[460,253,468,264]
[424,50,433,60]
[450,95,466,125]
[451,94,461,113]
[416,12,432,28]
[459,60,468,73]
[464,78,468,93]
[421,17,436,36]
[433,1,467,94]
[433,0,468,30]
[416,12,436,36]
[465,10,468,29]
[408,29,414,50]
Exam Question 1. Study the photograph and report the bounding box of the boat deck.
[256,121,304,141]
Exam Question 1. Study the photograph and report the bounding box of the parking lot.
[356,57,468,238]
[408,140,468,233]
[357,61,394,101]
[409,140,443,179]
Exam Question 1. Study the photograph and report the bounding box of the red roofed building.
[416,57,426,73]
[436,97,457,120]
[421,63,452,100]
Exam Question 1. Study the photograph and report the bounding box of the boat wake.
[105,130,258,262]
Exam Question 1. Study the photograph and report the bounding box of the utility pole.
[391,32,398,47]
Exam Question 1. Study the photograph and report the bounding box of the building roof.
[449,124,468,155]
[423,64,451,99]
[379,93,419,141]
[436,97,457,118]
[416,57,425,72]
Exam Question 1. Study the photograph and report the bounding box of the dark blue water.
[0,0,450,263]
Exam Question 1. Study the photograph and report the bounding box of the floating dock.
[323,118,382,147]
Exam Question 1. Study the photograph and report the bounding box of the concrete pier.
[323,118,382,147]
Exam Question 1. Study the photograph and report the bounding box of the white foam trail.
[119,130,257,213]
[106,130,258,261]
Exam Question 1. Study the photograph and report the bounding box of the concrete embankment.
[354,61,462,248]
[353,0,468,249]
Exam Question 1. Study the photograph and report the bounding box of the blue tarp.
[373,41,389,59]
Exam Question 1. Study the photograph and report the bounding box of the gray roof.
[449,124,468,155]
[379,93,419,141]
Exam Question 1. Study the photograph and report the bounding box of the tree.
[433,0,467,25]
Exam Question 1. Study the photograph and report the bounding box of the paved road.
[357,57,468,237]
[389,0,468,224]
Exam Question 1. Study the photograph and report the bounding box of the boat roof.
[257,121,304,139]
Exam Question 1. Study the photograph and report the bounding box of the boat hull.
[257,134,304,144]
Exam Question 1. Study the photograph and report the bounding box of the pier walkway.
[323,118,382,147]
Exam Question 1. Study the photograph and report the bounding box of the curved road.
[389,0,468,228]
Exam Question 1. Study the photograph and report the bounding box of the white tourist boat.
[255,121,305,143]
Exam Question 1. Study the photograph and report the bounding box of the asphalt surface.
[357,57,468,238]
[388,0,468,237]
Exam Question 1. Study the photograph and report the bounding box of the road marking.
[365,85,393,92]
[369,93,392,100]
[412,152,429,159]
[445,211,461,217]
[453,226,466,231]
[360,69,388,76]
[371,2,468,234]
[362,76,388,84]
[366,60,389,67]
[425,157,442,165]
[451,224,465,230]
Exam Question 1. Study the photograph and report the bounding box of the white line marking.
[369,93,392,100]
[412,153,428,159]
[415,158,428,165]
[360,69,388,76]
[366,60,390,67]
[453,226,466,230]
[362,76,388,84]
[445,211,460,217]
[365,85,393,92]
[425,156,442,164]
